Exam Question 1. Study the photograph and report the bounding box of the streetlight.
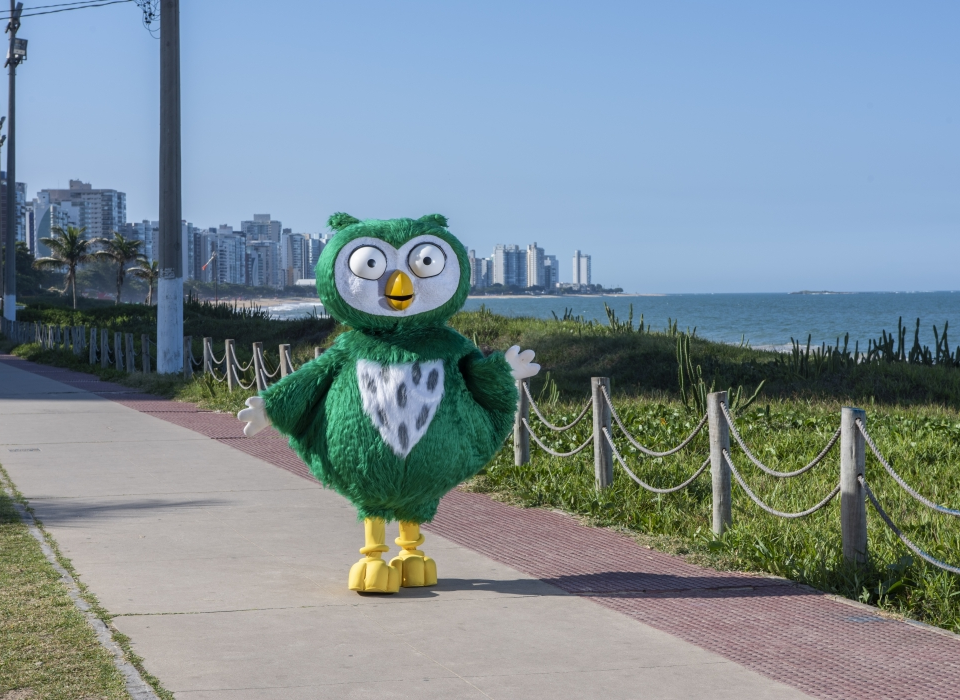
[3,1,24,322]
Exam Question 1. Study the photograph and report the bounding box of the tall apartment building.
[241,214,282,243]
[246,240,281,288]
[572,250,591,286]
[199,227,247,285]
[468,250,492,288]
[280,230,309,286]
[526,242,545,288]
[1,173,27,248]
[29,194,72,258]
[492,244,526,287]
[543,255,559,289]
[37,180,126,241]
[118,220,157,260]
[304,237,324,279]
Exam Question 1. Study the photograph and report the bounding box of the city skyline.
[12,176,598,289]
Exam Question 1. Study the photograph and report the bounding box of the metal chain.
[603,428,709,493]
[856,420,960,518]
[860,475,960,575]
[522,382,592,432]
[721,401,840,478]
[603,386,707,457]
[521,418,594,457]
[723,450,840,518]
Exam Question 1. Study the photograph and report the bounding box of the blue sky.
[7,1,959,292]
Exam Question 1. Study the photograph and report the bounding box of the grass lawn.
[0,473,130,699]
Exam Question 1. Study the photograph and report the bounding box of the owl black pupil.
[367,259,376,268]
[423,256,432,266]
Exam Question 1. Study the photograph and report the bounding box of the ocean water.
[270,292,960,351]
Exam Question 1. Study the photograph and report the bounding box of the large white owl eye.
[348,246,387,280]
[408,243,446,278]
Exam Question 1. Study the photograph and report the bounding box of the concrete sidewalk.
[0,359,811,699]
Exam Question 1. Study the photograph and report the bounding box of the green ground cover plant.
[0,474,130,699]
[4,301,960,631]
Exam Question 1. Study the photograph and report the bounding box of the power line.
[0,0,133,19]
[15,0,123,10]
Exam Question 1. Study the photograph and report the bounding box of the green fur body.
[260,215,517,523]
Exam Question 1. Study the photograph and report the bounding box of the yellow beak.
[384,270,414,311]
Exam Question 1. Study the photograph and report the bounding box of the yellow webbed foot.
[348,556,401,593]
[348,517,400,594]
[390,521,437,587]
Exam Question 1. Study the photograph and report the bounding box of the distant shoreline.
[467,293,664,299]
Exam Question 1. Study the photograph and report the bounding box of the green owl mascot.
[238,213,540,593]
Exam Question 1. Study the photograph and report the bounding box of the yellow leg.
[389,522,437,587]
[348,518,401,593]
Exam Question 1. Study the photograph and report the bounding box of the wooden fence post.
[89,327,98,365]
[125,334,135,373]
[141,335,151,374]
[183,336,193,379]
[514,378,530,466]
[591,377,613,489]
[841,407,868,566]
[225,339,237,391]
[314,347,322,359]
[101,329,109,368]
[203,337,214,374]
[252,342,267,391]
[707,391,732,535]
[279,344,292,377]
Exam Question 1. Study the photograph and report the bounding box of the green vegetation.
[0,471,130,699]
[4,300,960,632]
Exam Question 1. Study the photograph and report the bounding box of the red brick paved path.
[5,355,960,699]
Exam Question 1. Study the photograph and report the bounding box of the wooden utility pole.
[156,0,182,372]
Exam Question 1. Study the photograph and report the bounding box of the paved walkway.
[1,356,959,699]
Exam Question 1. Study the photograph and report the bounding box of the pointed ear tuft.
[327,212,360,232]
[418,214,449,228]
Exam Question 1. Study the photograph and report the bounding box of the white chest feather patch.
[356,358,445,458]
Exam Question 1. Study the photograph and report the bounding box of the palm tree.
[92,232,145,305]
[33,225,94,309]
[128,259,159,306]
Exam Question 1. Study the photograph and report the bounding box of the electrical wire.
[0,0,133,19]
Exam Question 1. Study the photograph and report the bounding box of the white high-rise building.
[492,244,526,287]
[572,250,591,286]
[280,230,309,286]
[526,242,545,288]
[246,240,281,288]
[468,250,492,288]
[37,180,126,241]
[200,229,247,285]
[241,214,282,243]
[543,255,559,289]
